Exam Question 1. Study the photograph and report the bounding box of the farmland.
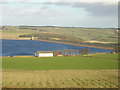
[2,70,118,88]
[1,26,118,48]
[1,26,117,42]
[2,53,119,88]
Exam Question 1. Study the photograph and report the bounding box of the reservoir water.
[2,39,113,56]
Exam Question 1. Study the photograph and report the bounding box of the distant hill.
[1,26,118,49]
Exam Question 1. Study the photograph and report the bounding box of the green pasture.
[90,53,118,60]
[46,27,117,42]
[2,55,118,70]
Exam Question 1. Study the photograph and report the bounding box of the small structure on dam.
[18,36,38,40]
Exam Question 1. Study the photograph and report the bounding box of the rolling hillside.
[1,26,118,48]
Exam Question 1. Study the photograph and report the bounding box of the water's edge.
[2,39,113,56]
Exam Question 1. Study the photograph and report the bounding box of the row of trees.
[19,33,83,43]
[114,44,120,53]
[54,49,90,56]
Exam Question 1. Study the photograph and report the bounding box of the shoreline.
[36,39,114,50]
[2,38,114,50]
[2,53,117,57]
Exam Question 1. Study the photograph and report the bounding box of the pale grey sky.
[0,0,118,28]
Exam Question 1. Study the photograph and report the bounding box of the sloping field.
[89,53,118,60]
[2,70,118,88]
[1,26,118,42]
[1,29,39,39]
[2,56,118,70]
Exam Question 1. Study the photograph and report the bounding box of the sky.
[0,0,119,28]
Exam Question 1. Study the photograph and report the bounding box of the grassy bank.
[2,54,118,70]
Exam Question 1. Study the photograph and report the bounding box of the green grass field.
[89,53,118,60]
[2,55,118,70]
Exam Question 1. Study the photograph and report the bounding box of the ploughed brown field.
[2,69,118,88]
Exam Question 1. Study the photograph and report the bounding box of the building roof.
[35,51,54,53]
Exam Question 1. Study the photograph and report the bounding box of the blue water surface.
[2,39,113,56]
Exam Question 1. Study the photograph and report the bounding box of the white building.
[34,51,54,57]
